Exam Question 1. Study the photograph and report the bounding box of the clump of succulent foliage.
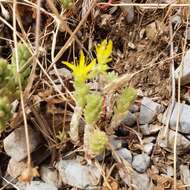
[63,39,137,156]
[0,42,31,132]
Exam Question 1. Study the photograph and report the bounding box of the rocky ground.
[1,0,190,190]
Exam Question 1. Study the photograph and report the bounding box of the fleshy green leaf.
[114,87,137,114]
[84,92,102,124]
[89,129,108,155]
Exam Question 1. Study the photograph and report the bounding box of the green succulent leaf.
[84,92,102,124]
[10,42,31,86]
[89,129,108,155]
[114,87,137,114]
[73,81,89,108]
[0,97,11,132]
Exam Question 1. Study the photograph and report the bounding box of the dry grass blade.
[173,9,189,190]
[12,0,32,182]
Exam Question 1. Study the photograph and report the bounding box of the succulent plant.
[0,42,31,132]
[0,59,10,87]
[0,97,11,132]
[89,129,108,155]
[84,92,102,124]
[10,42,31,86]
[114,87,137,114]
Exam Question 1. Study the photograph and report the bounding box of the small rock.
[120,0,134,23]
[180,165,190,190]
[49,68,72,78]
[140,124,150,135]
[7,158,27,178]
[119,169,153,190]
[184,92,190,104]
[140,124,162,136]
[175,49,190,85]
[55,159,101,189]
[170,102,190,134]
[40,166,62,188]
[143,137,156,144]
[109,136,122,150]
[171,15,181,25]
[17,181,57,190]
[166,166,174,177]
[121,112,136,127]
[143,143,154,155]
[129,104,139,113]
[158,128,190,154]
[140,97,162,124]
[116,148,132,163]
[132,153,150,173]
[4,126,42,161]
[149,124,162,134]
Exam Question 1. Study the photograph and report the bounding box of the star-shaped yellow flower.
[96,39,113,65]
[63,51,96,82]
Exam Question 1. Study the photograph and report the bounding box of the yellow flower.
[96,39,113,65]
[63,51,96,82]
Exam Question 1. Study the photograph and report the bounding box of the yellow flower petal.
[63,61,76,71]
[86,59,96,72]
[79,50,85,69]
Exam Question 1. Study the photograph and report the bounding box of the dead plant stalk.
[12,0,31,171]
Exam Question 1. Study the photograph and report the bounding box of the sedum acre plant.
[63,39,137,156]
[0,97,11,131]
[0,42,31,132]
[84,93,102,125]
[89,129,108,155]
[111,87,137,129]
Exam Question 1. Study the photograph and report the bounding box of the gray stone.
[129,104,139,113]
[116,148,132,163]
[171,15,181,25]
[40,166,62,188]
[143,137,156,144]
[140,124,162,136]
[184,92,190,104]
[119,169,153,190]
[55,159,101,189]
[17,181,57,190]
[175,49,190,85]
[140,97,161,124]
[7,158,27,178]
[143,143,154,155]
[109,135,122,150]
[149,124,162,134]
[121,112,136,127]
[132,153,150,173]
[180,165,190,190]
[140,124,150,135]
[170,102,190,134]
[166,166,174,177]
[158,128,190,154]
[120,0,134,23]
[4,126,42,162]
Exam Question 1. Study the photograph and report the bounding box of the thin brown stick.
[173,12,189,190]
[97,2,190,9]
[12,0,31,168]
